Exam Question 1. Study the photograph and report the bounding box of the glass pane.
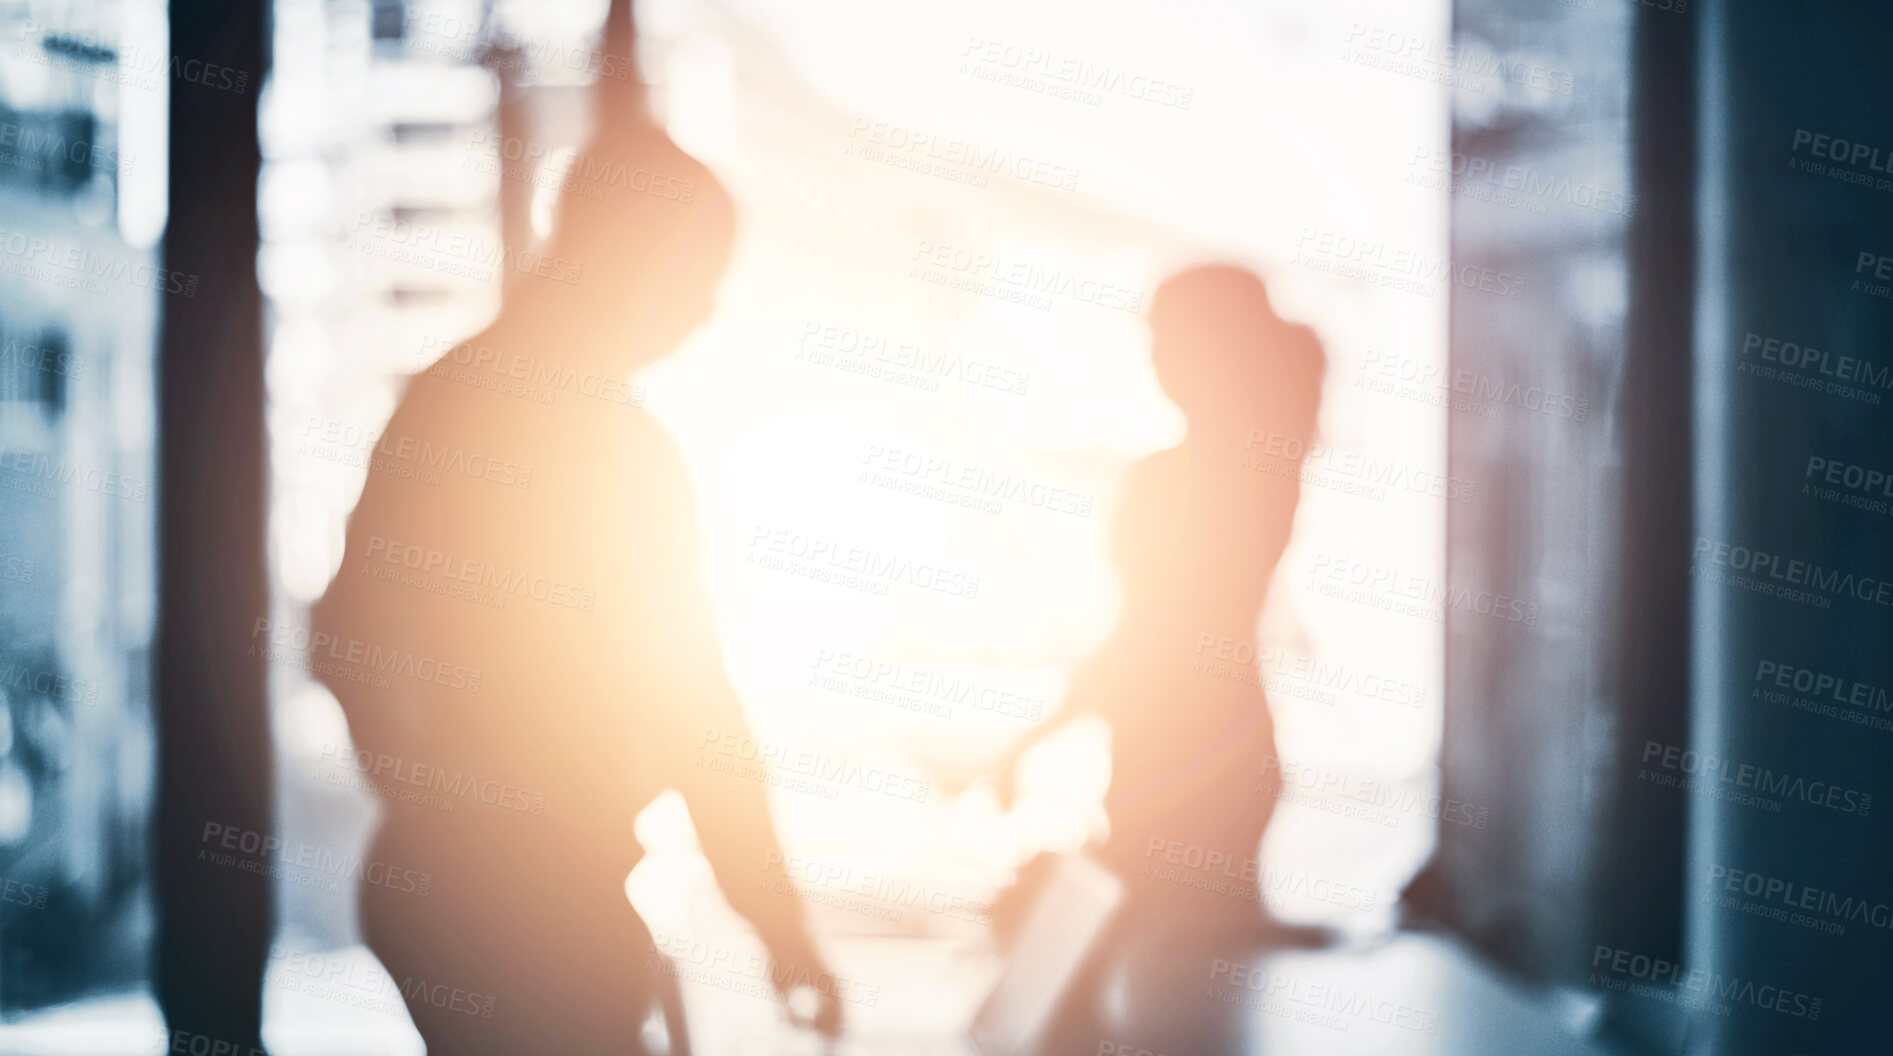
[0,0,161,1025]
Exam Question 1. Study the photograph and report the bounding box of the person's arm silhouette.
[641,558,843,1037]
[961,459,1161,810]
[606,427,838,1035]
[677,729,844,1037]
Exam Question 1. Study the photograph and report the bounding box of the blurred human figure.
[982,265,1328,1051]
[309,8,836,1052]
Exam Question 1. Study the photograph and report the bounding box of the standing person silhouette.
[981,265,1328,1051]
[309,5,837,1052]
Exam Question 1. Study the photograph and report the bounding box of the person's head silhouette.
[489,0,739,374]
[505,112,738,376]
[1148,265,1324,444]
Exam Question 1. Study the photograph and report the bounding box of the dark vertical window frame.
[154,1,272,1048]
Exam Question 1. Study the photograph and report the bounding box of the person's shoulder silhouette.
[1107,266,1325,633]
[311,107,738,768]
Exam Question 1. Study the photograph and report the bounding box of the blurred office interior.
[0,0,1886,1054]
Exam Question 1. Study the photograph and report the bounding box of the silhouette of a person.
[982,265,1328,1047]
[310,13,836,1052]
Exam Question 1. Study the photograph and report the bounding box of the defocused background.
[3,0,1889,1054]
[1,0,1452,1050]
[0,0,162,1021]
[257,1,1449,1051]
